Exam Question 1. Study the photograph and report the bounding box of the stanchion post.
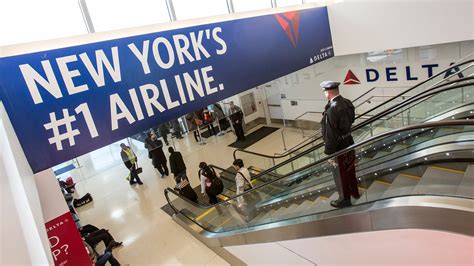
[216,118,225,136]
[197,126,206,145]
[74,158,82,168]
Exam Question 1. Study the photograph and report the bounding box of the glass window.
[233,0,272,12]
[173,0,229,20]
[0,0,86,46]
[366,49,407,65]
[415,42,460,62]
[276,0,302,7]
[85,0,170,32]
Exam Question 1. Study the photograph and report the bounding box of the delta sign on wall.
[342,62,465,85]
[0,7,333,173]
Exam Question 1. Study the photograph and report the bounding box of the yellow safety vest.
[124,148,136,164]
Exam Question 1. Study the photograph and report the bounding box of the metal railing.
[280,111,323,150]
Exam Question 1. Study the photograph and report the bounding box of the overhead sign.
[0,7,333,173]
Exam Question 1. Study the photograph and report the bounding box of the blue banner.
[0,7,333,173]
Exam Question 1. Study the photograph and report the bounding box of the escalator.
[231,57,474,179]
[165,120,474,250]
[210,76,474,198]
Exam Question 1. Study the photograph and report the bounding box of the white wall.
[0,103,53,264]
[267,40,474,121]
[34,169,70,223]
[0,157,32,265]
[328,0,474,56]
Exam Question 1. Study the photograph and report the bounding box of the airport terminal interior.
[1,0,473,265]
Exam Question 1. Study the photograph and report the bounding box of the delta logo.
[343,70,361,85]
[275,11,300,48]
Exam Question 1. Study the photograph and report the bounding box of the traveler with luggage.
[168,147,187,184]
[120,143,143,185]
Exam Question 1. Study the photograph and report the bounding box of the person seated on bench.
[84,240,121,266]
[79,225,123,251]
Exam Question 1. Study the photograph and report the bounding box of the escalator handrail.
[232,76,474,161]
[165,120,474,212]
[232,58,474,160]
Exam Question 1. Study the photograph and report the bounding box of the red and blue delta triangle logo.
[343,70,361,85]
[275,11,300,48]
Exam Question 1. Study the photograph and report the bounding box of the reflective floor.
[58,124,305,265]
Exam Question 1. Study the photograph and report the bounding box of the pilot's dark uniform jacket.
[321,95,355,155]
[320,81,359,208]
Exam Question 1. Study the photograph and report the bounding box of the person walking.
[229,102,245,141]
[320,81,359,208]
[158,123,169,145]
[120,143,143,185]
[168,147,187,184]
[171,119,183,139]
[213,103,228,131]
[144,132,169,177]
[232,159,252,206]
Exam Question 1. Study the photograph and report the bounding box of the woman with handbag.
[120,143,143,185]
[199,164,222,205]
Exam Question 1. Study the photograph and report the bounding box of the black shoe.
[352,194,361,200]
[111,241,123,249]
[330,199,352,208]
[138,181,143,185]
[130,181,137,185]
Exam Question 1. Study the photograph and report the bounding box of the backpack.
[206,176,224,196]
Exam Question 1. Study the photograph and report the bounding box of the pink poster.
[45,212,91,266]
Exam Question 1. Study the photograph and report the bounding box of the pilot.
[320,81,359,208]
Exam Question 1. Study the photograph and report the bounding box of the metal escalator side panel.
[173,196,474,246]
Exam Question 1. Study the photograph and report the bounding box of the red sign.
[45,212,91,266]
[343,69,361,85]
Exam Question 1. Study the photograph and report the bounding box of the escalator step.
[456,165,474,197]
[415,166,465,195]
[355,180,391,204]
[381,173,420,199]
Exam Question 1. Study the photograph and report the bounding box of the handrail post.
[281,130,287,150]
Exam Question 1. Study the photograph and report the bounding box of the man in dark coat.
[144,132,169,177]
[229,102,245,141]
[320,81,359,208]
[168,147,187,184]
[120,143,143,185]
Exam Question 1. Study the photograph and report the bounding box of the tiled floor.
[60,124,307,265]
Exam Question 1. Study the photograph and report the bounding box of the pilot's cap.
[320,81,340,91]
